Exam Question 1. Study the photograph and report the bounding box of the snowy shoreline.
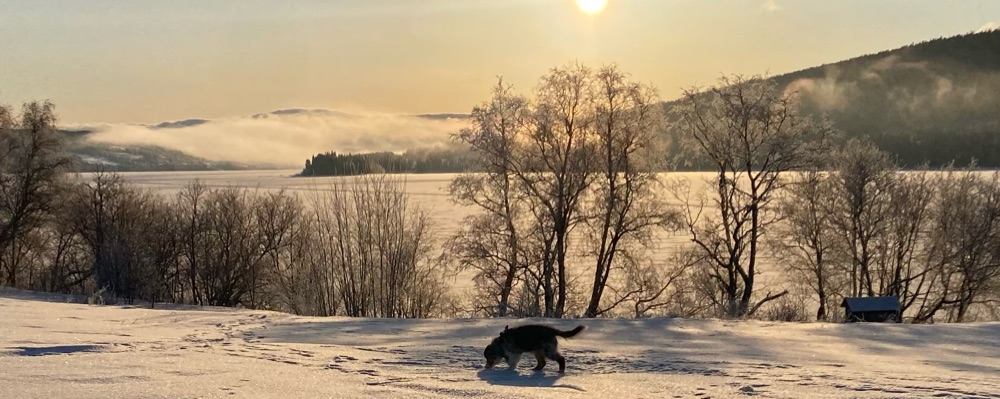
[2,290,999,398]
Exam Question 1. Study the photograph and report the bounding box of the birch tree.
[674,74,832,317]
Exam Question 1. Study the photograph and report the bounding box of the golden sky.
[1,0,997,124]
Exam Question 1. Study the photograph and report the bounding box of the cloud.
[783,52,992,116]
[785,66,855,111]
[81,109,467,167]
[976,21,999,33]
[761,0,781,12]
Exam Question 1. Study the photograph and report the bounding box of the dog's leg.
[532,351,546,371]
[542,344,566,373]
[506,353,521,370]
[555,353,566,373]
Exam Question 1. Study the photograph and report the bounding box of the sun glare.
[576,0,607,15]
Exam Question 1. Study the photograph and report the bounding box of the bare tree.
[0,100,72,287]
[447,213,539,317]
[0,228,46,289]
[826,139,898,298]
[241,189,301,309]
[673,74,831,317]
[583,64,677,317]
[68,171,177,304]
[449,78,534,317]
[519,63,597,317]
[771,170,844,320]
[309,174,448,318]
[174,185,304,309]
[452,64,692,318]
[37,212,91,294]
[176,180,209,304]
[915,167,1000,322]
[874,168,934,313]
[139,199,181,307]
[261,192,325,315]
[196,186,269,307]
[619,256,693,318]
[449,64,597,318]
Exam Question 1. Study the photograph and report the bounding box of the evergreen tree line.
[301,146,475,176]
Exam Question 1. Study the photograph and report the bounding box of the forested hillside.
[670,30,1000,169]
[313,31,1000,173]
[59,130,264,172]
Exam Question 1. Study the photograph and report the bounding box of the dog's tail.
[558,325,586,339]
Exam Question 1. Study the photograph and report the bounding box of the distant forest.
[778,30,1000,168]
[300,146,474,176]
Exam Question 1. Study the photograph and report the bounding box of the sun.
[576,0,607,15]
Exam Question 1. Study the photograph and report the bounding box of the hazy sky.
[1,0,997,124]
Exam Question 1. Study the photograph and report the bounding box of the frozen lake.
[81,169,710,249]
[79,169,786,302]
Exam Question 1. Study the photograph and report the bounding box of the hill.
[668,30,1000,168]
[2,290,999,398]
[59,129,263,172]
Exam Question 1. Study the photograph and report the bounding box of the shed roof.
[840,296,900,312]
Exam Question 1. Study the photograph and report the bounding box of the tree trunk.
[816,250,827,321]
[498,261,516,317]
[740,202,760,317]
[555,231,567,318]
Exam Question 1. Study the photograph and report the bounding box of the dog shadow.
[7,345,104,357]
[475,369,586,392]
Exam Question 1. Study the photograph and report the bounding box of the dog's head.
[483,327,510,369]
[483,342,504,369]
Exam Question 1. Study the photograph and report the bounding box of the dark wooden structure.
[840,296,901,323]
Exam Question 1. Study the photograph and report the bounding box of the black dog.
[483,324,585,373]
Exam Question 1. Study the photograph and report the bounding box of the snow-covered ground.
[2,290,999,399]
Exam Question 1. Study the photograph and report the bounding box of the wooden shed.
[840,296,901,323]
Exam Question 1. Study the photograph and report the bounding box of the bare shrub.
[760,295,809,322]
[770,170,847,321]
[307,174,449,318]
[68,171,178,304]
